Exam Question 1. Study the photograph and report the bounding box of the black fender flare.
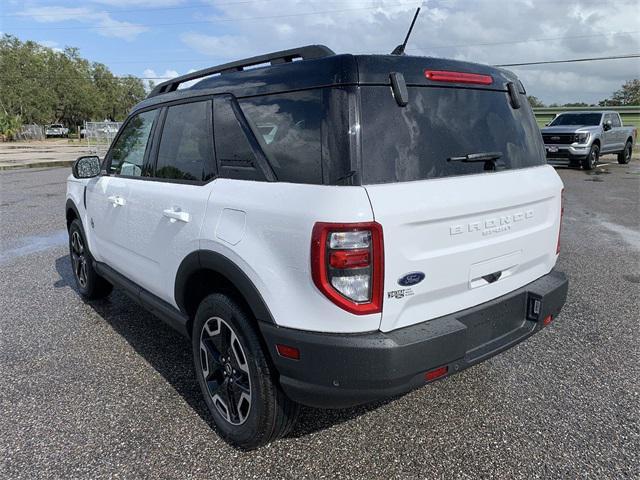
[65,198,81,229]
[175,250,275,324]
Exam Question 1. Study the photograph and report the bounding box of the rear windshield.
[359,86,546,184]
[549,113,602,126]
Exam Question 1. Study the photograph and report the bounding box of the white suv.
[65,46,568,449]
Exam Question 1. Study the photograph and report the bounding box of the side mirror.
[72,155,101,179]
[603,120,613,131]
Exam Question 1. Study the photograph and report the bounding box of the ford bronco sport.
[65,45,568,449]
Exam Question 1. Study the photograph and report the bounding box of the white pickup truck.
[45,123,69,138]
[542,111,637,169]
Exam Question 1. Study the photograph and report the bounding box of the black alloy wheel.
[199,316,252,425]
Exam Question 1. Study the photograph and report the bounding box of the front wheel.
[582,144,599,170]
[192,293,299,450]
[68,219,113,299]
[618,141,633,164]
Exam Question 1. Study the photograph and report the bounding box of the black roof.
[134,44,519,113]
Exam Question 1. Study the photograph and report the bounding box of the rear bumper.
[260,270,568,409]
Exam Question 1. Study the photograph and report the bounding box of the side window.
[109,109,157,177]
[155,100,215,182]
[213,96,265,181]
[612,114,622,128]
[604,113,613,126]
[239,90,323,184]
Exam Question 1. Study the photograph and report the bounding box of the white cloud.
[142,67,199,91]
[19,6,148,41]
[177,0,639,104]
[37,40,63,52]
[91,0,184,5]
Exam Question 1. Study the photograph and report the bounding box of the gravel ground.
[0,157,638,479]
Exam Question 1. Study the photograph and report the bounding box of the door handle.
[107,195,126,207]
[163,208,191,223]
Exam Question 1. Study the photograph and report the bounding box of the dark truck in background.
[542,111,637,170]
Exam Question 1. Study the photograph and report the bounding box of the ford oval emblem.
[398,272,425,286]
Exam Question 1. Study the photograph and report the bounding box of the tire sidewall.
[621,142,632,164]
[585,144,599,170]
[68,219,94,296]
[191,294,272,446]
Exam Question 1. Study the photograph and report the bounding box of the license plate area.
[459,291,533,362]
[546,146,559,153]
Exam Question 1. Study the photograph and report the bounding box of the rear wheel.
[618,141,632,164]
[582,143,599,170]
[68,219,113,299]
[192,293,299,449]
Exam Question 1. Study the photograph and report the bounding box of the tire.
[192,293,299,450]
[617,141,633,164]
[68,219,113,300]
[582,143,599,170]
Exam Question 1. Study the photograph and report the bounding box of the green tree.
[599,79,640,106]
[0,34,146,131]
[527,95,545,108]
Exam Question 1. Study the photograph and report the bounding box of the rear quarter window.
[239,90,323,184]
[359,86,546,184]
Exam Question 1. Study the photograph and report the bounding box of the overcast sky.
[3,0,639,104]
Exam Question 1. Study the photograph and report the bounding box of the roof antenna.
[391,7,421,55]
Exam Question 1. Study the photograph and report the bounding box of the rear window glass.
[239,90,322,184]
[359,86,546,184]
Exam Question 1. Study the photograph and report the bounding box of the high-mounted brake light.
[556,188,564,254]
[311,222,384,315]
[424,69,493,85]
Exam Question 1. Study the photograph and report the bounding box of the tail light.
[556,188,564,254]
[311,222,384,315]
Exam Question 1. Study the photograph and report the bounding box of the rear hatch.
[356,58,563,332]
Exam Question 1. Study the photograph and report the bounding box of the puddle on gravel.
[0,229,67,264]
[598,220,640,250]
[622,273,640,284]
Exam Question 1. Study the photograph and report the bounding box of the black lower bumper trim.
[259,270,568,409]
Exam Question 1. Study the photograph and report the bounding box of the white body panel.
[365,165,563,332]
[115,179,211,304]
[200,179,379,333]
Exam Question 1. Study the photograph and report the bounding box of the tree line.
[0,34,146,135]
[528,79,640,108]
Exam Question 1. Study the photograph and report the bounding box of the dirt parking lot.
[0,140,91,170]
[0,158,638,479]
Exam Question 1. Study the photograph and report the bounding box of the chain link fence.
[84,121,122,156]
[16,124,45,141]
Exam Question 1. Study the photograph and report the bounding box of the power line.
[495,53,640,67]
[1,0,414,19]
[410,30,640,51]
[4,2,420,31]
[2,54,638,81]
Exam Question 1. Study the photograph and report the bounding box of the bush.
[0,111,22,141]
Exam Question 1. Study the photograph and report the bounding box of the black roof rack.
[147,44,335,98]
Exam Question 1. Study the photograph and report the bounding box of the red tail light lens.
[276,344,300,360]
[425,365,449,382]
[311,222,384,315]
[556,188,564,254]
[424,69,493,85]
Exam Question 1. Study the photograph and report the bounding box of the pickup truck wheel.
[192,293,299,450]
[68,219,113,300]
[617,141,633,164]
[582,144,599,170]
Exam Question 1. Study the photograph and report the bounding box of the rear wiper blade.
[447,152,503,163]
